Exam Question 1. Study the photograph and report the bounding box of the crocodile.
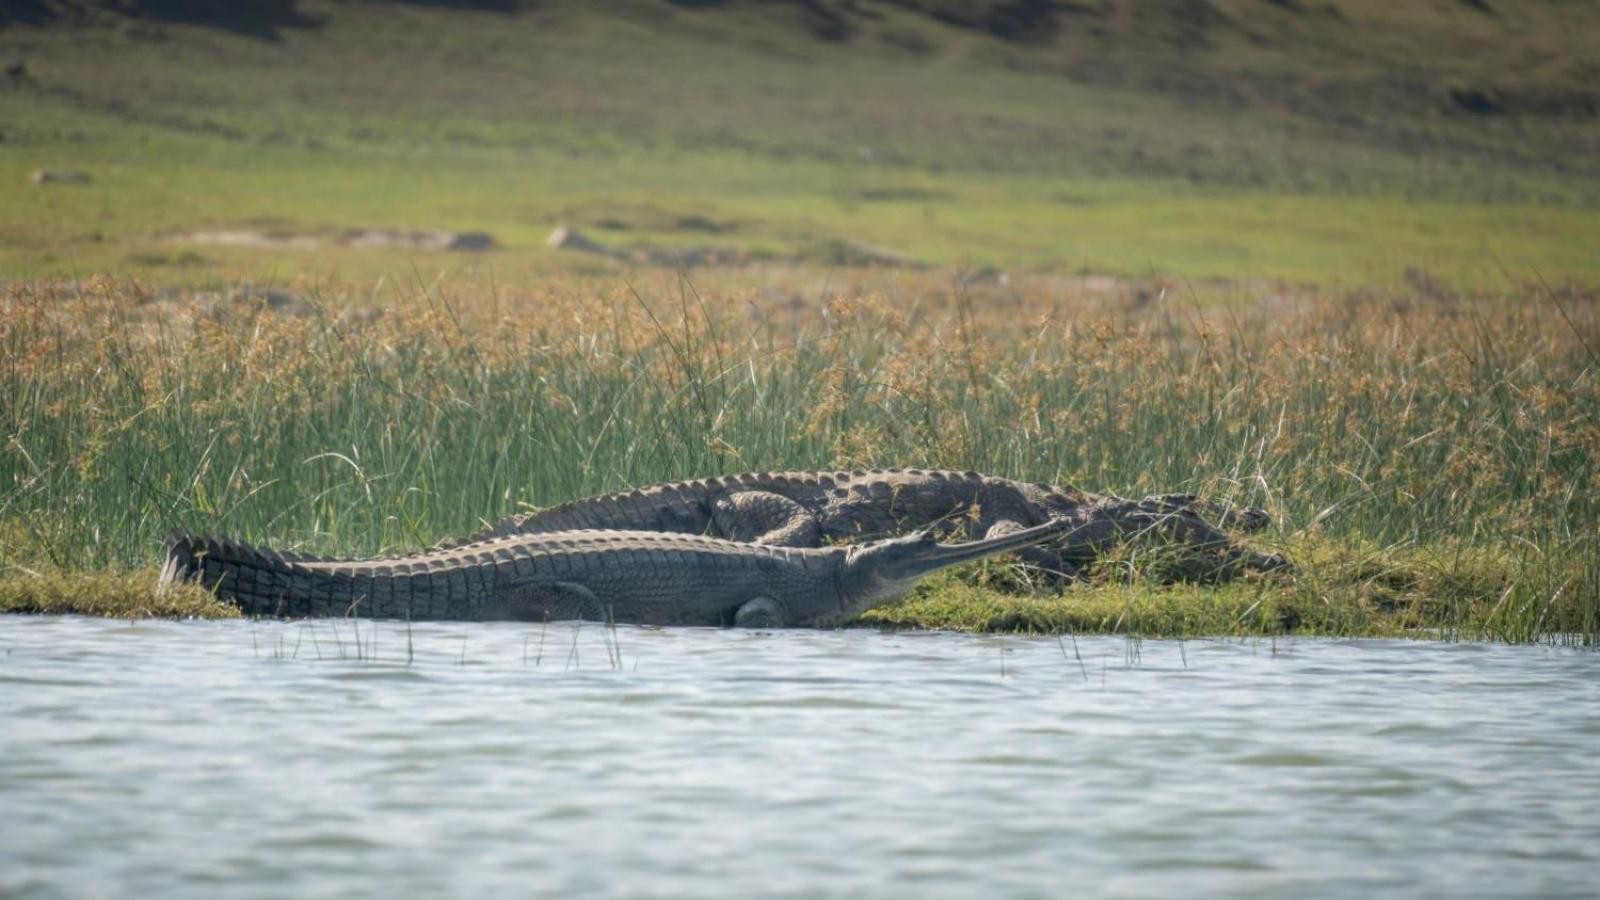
[437,468,1286,579]
[159,518,1075,626]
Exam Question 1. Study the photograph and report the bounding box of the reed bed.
[2,275,1596,641]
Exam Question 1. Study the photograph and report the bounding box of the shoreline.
[4,549,1593,644]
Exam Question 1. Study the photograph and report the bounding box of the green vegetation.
[2,278,1595,640]
[1,0,1597,286]
[868,538,1597,643]
[2,3,1596,639]
[0,566,231,618]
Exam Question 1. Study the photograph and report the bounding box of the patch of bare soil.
[545,226,926,270]
[341,228,495,250]
[172,227,495,251]
[30,169,92,185]
[546,225,756,267]
[176,230,320,250]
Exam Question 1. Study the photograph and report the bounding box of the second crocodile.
[440,468,1287,579]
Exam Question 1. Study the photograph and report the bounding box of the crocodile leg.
[481,580,603,621]
[982,520,1081,582]
[733,596,789,628]
[711,491,823,546]
[971,480,1081,582]
[548,581,607,621]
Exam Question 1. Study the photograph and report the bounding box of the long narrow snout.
[898,517,1075,578]
[825,516,1081,626]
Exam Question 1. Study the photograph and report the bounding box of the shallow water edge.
[3,616,1598,898]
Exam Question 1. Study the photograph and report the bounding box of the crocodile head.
[830,529,945,619]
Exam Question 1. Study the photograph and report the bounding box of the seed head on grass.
[1,277,1595,641]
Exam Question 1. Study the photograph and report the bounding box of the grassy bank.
[7,535,1591,644]
[2,1,1598,286]
[3,277,1595,640]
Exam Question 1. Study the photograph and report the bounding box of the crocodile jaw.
[832,517,1074,622]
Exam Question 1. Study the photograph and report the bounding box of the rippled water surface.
[2,616,1598,898]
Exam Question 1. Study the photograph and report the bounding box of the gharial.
[159,518,1076,627]
[434,468,1289,580]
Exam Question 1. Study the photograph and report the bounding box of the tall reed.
[2,276,1595,637]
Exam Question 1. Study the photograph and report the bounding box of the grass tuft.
[0,567,234,619]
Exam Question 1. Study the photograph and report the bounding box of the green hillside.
[1,0,1597,285]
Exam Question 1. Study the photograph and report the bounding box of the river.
[2,616,1597,898]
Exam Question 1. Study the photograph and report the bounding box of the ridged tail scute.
[157,532,206,596]
[157,532,312,617]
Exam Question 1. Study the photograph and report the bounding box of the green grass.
[0,566,234,619]
[1,0,1597,286]
[867,537,1598,643]
[2,279,1595,640]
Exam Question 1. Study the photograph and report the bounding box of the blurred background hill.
[1,0,1596,285]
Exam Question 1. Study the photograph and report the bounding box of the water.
[1,616,1597,899]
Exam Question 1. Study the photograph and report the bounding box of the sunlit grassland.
[2,1,1598,286]
[3,277,1595,641]
[4,126,1593,289]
